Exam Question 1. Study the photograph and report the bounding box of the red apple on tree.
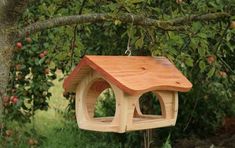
[207,55,216,64]
[39,53,45,58]
[26,37,32,43]
[16,42,22,49]
[11,96,18,105]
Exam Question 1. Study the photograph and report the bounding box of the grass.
[1,72,139,148]
[1,72,79,148]
[25,72,120,148]
[31,72,82,148]
[33,72,68,139]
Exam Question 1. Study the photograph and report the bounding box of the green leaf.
[190,38,198,49]
[185,57,194,67]
[168,47,178,56]
[49,61,56,69]
[107,3,118,11]
[38,58,45,65]
[199,60,206,72]
[207,67,216,78]
[43,42,49,48]
[34,58,40,65]
[162,133,172,148]
[198,48,205,57]
[208,1,219,9]
[192,22,202,32]
[198,33,207,39]
[127,27,136,38]
[135,37,144,48]
[169,34,184,45]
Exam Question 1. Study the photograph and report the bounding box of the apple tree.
[0,0,235,140]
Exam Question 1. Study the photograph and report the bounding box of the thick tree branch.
[169,12,230,25]
[19,12,230,36]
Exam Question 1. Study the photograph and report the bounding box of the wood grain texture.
[75,71,179,132]
[75,71,121,132]
[64,55,192,95]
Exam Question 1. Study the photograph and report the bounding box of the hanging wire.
[125,15,134,56]
[125,36,132,56]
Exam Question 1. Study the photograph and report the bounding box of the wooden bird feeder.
[63,56,192,133]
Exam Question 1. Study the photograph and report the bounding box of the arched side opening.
[133,91,164,122]
[127,91,178,131]
[93,88,116,122]
[139,91,162,115]
[84,78,116,123]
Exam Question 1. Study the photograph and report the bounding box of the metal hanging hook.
[125,15,134,56]
[125,45,131,56]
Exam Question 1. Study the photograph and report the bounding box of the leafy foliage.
[94,88,116,117]
[3,0,235,146]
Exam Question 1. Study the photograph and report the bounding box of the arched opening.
[94,88,116,118]
[139,91,161,115]
[133,91,164,122]
[84,78,116,123]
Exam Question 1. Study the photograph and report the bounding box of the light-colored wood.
[68,56,190,133]
[64,56,192,95]
[125,91,178,131]
[76,71,121,132]
[128,119,176,131]
[75,70,179,133]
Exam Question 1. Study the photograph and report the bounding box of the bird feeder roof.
[63,56,192,95]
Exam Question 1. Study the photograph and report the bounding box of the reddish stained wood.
[63,56,192,95]
[90,79,110,93]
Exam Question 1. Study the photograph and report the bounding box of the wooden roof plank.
[63,56,192,95]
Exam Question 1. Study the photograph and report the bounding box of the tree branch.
[169,12,230,25]
[19,12,230,36]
